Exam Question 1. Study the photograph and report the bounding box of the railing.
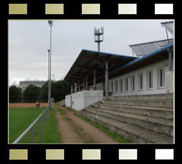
[12,105,50,144]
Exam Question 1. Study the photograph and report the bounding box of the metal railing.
[12,105,50,144]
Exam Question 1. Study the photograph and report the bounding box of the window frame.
[138,73,143,91]
[147,70,153,89]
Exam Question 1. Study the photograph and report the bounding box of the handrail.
[12,105,50,144]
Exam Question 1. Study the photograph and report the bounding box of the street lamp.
[48,20,53,110]
[52,74,54,103]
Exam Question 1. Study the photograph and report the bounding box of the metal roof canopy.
[104,42,173,81]
[64,50,136,83]
[161,21,174,35]
[129,38,173,57]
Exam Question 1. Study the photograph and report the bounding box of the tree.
[39,80,72,103]
[23,84,41,103]
[39,81,48,102]
[53,80,72,102]
[9,85,22,103]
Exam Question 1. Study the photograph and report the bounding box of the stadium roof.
[161,21,174,35]
[64,50,136,82]
[64,42,173,84]
[129,38,173,57]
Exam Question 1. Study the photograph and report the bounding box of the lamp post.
[48,20,53,110]
[52,74,54,103]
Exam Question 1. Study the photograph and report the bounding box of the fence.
[12,105,50,144]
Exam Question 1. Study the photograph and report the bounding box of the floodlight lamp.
[48,20,53,26]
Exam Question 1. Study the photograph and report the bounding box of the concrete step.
[84,107,173,137]
[109,93,173,100]
[78,110,173,144]
[92,103,173,120]
[100,99,173,108]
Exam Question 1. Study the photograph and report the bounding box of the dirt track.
[54,104,119,144]
[9,103,48,107]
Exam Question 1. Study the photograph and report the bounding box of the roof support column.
[83,79,85,90]
[78,81,80,91]
[75,82,77,93]
[105,61,109,99]
[93,70,96,90]
[86,75,88,89]
[70,85,73,109]
[71,85,73,94]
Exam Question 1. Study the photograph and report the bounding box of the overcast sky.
[9,19,173,86]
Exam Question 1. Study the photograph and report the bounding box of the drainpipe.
[167,48,173,72]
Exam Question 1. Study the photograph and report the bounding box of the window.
[119,79,123,92]
[111,82,113,93]
[131,76,135,91]
[147,71,153,89]
[125,77,129,92]
[115,80,118,93]
[158,67,165,87]
[138,73,143,90]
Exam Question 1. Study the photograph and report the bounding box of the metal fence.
[12,105,50,144]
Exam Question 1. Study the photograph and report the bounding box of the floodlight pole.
[48,20,53,110]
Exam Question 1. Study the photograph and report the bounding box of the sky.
[9,19,173,86]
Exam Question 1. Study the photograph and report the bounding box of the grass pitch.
[9,106,60,143]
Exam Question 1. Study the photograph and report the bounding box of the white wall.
[96,59,172,96]
[65,90,103,110]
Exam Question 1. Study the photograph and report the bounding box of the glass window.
[125,77,128,92]
[119,79,123,92]
[111,82,113,93]
[115,80,118,93]
[147,71,153,89]
[158,67,165,87]
[131,76,135,91]
[138,73,143,90]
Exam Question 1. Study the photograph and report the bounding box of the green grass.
[9,106,61,144]
[54,103,67,115]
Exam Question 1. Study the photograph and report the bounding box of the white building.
[64,22,174,111]
[19,80,46,92]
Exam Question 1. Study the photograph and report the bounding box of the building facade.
[96,58,173,96]
[19,80,46,92]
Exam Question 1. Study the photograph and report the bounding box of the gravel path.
[54,104,118,144]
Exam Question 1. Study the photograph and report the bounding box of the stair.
[77,93,173,143]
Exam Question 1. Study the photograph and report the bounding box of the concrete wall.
[65,90,103,111]
[96,59,174,96]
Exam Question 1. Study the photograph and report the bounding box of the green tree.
[9,85,22,103]
[39,80,72,103]
[23,84,41,103]
[39,81,48,102]
[53,80,72,102]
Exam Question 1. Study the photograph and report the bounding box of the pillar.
[86,75,88,89]
[93,70,96,90]
[83,79,85,90]
[105,61,109,98]
[75,83,77,93]
[71,85,73,94]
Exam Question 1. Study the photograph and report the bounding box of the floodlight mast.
[94,27,104,52]
[48,20,53,110]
